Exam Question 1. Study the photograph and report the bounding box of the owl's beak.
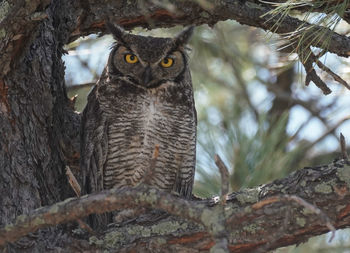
[142,66,152,86]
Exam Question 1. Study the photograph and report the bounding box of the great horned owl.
[80,23,197,226]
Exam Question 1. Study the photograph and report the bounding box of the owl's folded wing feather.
[80,85,108,194]
[174,106,197,199]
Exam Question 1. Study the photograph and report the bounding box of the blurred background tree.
[64,16,350,252]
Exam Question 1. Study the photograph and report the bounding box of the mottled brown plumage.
[80,24,196,228]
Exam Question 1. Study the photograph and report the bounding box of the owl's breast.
[102,93,196,192]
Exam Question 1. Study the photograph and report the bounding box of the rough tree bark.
[1,160,350,252]
[1,1,350,252]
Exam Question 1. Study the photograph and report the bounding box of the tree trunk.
[1,1,350,252]
[1,0,81,250]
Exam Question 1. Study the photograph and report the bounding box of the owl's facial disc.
[112,44,186,89]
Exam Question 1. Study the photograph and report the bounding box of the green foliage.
[189,23,305,197]
[194,111,307,197]
[262,0,350,60]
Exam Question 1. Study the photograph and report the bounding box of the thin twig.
[65,166,94,234]
[65,166,81,197]
[315,49,327,60]
[305,116,350,151]
[212,155,230,252]
[264,80,339,140]
[312,54,350,91]
[297,47,332,95]
[340,133,349,160]
[69,94,78,110]
[214,154,230,204]
[296,45,350,93]
[316,60,350,90]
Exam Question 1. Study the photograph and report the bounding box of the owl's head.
[106,23,193,89]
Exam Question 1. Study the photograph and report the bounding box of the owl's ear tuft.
[174,26,194,47]
[106,22,126,44]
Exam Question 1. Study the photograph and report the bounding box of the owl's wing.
[174,106,197,199]
[80,85,108,195]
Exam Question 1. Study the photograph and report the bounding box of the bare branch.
[211,154,231,253]
[0,185,205,247]
[66,166,81,197]
[214,154,230,203]
[306,49,350,91]
[1,160,350,252]
[5,0,350,80]
[305,116,350,150]
[314,59,350,91]
[296,44,350,93]
[297,47,332,94]
[340,133,349,160]
[65,166,94,234]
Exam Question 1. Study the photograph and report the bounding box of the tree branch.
[0,185,205,247]
[4,0,350,80]
[1,159,350,252]
[297,46,332,95]
[73,1,350,56]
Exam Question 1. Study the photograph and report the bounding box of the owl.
[80,23,197,227]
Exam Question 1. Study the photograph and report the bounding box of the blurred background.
[63,20,350,252]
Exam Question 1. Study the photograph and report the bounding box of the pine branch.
[1,159,350,252]
[297,46,332,95]
[4,0,350,79]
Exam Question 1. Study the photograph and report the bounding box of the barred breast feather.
[100,79,196,198]
[81,73,196,200]
[103,93,196,195]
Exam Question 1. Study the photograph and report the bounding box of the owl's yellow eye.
[160,57,174,68]
[125,54,138,64]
